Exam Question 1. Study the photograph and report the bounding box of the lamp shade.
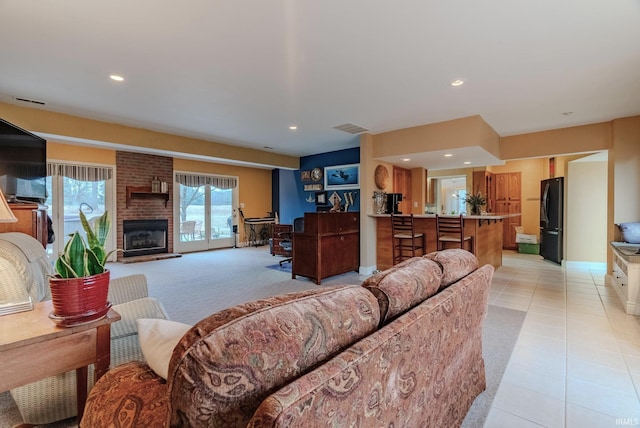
[0,189,18,222]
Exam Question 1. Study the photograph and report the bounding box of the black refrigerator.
[540,177,564,263]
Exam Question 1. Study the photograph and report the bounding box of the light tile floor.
[485,251,640,427]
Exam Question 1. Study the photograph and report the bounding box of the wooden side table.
[0,300,120,422]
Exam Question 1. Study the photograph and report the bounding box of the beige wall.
[612,116,640,224]
[567,160,608,263]
[410,168,426,214]
[359,134,377,272]
[500,122,612,160]
[371,115,501,158]
[0,102,298,169]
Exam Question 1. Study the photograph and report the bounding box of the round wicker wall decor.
[374,165,389,190]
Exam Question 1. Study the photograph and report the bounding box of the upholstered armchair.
[0,232,169,426]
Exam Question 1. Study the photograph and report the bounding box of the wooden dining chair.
[435,214,474,252]
[390,214,424,265]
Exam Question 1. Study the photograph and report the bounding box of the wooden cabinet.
[494,172,521,249]
[271,224,292,256]
[0,203,48,248]
[393,166,412,214]
[426,177,435,205]
[472,171,495,212]
[292,212,359,284]
[611,245,640,315]
[495,172,521,202]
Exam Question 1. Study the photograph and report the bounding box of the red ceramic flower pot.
[49,270,110,320]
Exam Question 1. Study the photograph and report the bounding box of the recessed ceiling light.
[444,153,453,157]
[289,125,298,130]
[402,158,411,162]
[463,161,472,165]
[450,80,464,87]
[109,74,124,82]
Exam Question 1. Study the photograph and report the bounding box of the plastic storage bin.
[518,243,540,254]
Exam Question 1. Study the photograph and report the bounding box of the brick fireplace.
[116,151,173,259]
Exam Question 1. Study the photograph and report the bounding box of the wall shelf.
[126,186,169,208]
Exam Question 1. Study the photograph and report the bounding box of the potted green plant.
[49,210,117,324]
[465,192,487,215]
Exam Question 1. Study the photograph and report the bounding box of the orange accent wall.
[47,142,116,164]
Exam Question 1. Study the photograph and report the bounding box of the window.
[45,162,115,259]
[175,172,238,251]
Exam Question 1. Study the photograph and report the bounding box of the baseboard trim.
[563,260,606,271]
[359,265,376,276]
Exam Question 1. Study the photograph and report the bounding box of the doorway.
[174,175,238,252]
[438,176,467,215]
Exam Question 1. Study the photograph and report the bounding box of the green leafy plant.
[465,192,487,206]
[54,211,117,278]
[465,192,487,213]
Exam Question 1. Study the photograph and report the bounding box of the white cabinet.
[610,243,640,315]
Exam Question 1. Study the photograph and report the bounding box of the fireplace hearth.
[123,219,168,257]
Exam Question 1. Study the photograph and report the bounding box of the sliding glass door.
[45,162,115,260]
[175,172,237,252]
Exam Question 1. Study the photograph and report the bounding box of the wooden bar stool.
[391,214,424,265]
[435,214,474,252]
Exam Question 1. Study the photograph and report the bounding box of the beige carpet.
[0,246,524,427]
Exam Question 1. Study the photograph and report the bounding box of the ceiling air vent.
[13,96,46,106]
[333,123,369,134]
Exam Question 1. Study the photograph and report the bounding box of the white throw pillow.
[136,318,192,379]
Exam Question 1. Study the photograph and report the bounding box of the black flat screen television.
[0,118,47,203]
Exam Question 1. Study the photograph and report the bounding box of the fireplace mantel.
[126,186,169,208]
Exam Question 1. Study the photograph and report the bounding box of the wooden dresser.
[0,203,48,248]
[292,212,359,284]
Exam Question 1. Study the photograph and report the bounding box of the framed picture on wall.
[315,191,328,205]
[324,163,360,190]
[304,183,323,191]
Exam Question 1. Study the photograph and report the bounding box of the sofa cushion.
[81,362,170,428]
[424,248,479,288]
[111,297,169,340]
[618,222,640,244]
[362,257,442,325]
[167,284,381,428]
[137,318,192,380]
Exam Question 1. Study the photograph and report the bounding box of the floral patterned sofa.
[81,249,493,427]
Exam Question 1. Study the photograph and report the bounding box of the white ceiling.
[1,1,639,169]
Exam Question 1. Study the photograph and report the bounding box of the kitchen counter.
[371,213,520,270]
